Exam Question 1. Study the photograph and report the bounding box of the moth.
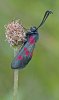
[11,10,52,69]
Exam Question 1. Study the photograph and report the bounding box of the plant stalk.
[13,48,19,100]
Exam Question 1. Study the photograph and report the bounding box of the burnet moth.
[11,10,53,69]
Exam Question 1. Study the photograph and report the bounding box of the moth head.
[30,26,37,33]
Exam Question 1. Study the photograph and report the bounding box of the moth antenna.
[35,10,53,31]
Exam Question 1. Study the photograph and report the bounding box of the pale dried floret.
[5,20,26,46]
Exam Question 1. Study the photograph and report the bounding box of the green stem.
[13,48,19,100]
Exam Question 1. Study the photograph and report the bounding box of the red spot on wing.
[24,47,27,51]
[24,47,30,56]
[17,55,23,60]
[29,36,35,44]
[25,50,29,56]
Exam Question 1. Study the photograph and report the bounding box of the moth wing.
[11,41,35,69]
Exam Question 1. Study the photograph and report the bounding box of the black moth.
[11,10,53,69]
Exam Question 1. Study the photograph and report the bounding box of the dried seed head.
[5,20,26,47]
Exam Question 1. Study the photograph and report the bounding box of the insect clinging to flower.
[5,10,53,69]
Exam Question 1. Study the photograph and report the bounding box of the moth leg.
[23,38,27,44]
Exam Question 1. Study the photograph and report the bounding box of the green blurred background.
[0,0,59,100]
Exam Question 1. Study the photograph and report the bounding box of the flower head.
[5,20,26,47]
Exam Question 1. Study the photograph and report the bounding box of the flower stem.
[13,48,19,100]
